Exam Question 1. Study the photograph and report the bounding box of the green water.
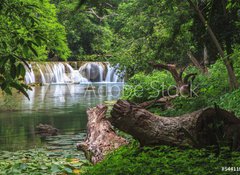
[0,83,123,151]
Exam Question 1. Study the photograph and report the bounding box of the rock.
[35,124,59,137]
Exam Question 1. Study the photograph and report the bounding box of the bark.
[151,63,184,87]
[139,95,177,109]
[77,105,128,164]
[187,51,207,74]
[111,100,240,150]
[151,62,197,97]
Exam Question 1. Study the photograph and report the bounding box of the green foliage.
[0,149,86,175]
[83,143,240,175]
[218,89,240,117]
[109,0,195,75]
[124,60,240,117]
[0,0,70,97]
[52,0,118,60]
[150,96,207,117]
[122,71,174,103]
[193,60,229,100]
[232,45,240,80]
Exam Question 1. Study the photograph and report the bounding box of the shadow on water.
[0,83,123,151]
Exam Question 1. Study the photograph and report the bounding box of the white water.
[24,64,35,84]
[105,63,121,82]
[25,62,124,84]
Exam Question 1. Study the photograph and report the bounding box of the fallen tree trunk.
[111,100,240,150]
[139,95,177,109]
[77,105,128,164]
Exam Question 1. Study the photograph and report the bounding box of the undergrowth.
[83,142,240,175]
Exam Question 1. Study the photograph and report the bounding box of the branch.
[187,51,206,73]
[150,62,184,87]
[87,8,117,21]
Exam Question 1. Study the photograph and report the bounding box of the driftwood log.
[77,105,128,164]
[111,100,240,150]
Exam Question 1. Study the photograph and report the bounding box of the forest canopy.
[0,0,70,96]
[0,0,240,94]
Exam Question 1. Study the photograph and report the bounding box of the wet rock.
[35,124,59,137]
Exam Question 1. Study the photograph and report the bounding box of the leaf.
[29,45,38,57]
[0,56,9,67]
[17,63,26,77]
[10,82,30,100]
[0,76,5,83]
[51,165,61,173]
[4,87,12,95]
[23,44,29,57]
[1,82,8,90]
[35,36,42,46]
[2,41,7,49]
[13,55,31,71]
[10,63,17,79]
[18,38,25,45]
[64,167,73,174]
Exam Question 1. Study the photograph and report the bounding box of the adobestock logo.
[122,81,199,99]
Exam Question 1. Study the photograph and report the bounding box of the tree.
[109,0,195,76]
[188,0,239,90]
[52,0,121,60]
[0,0,70,98]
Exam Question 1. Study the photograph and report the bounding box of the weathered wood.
[150,62,197,97]
[77,105,128,164]
[139,95,177,109]
[151,63,184,87]
[187,51,207,74]
[111,100,240,150]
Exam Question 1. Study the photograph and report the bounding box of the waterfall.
[37,64,46,84]
[24,64,35,84]
[24,62,123,84]
[65,63,88,83]
[79,62,105,82]
[105,63,124,82]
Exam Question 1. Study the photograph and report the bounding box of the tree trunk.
[187,51,207,74]
[111,100,240,150]
[151,63,184,87]
[187,0,239,90]
[139,95,177,109]
[77,105,128,164]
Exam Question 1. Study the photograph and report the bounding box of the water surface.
[0,83,123,151]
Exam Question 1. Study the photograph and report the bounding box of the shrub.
[83,143,240,175]
[218,89,240,117]
[122,71,174,103]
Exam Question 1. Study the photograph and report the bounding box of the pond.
[0,83,123,151]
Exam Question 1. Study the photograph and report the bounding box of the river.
[0,83,123,151]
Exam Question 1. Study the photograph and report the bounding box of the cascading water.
[79,62,105,82]
[37,64,46,84]
[65,63,88,83]
[105,63,123,82]
[24,62,124,84]
[25,64,35,84]
[79,62,123,83]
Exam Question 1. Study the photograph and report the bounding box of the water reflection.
[0,83,123,151]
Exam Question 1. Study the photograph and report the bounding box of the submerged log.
[77,105,128,164]
[111,100,240,150]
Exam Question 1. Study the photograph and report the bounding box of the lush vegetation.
[1,0,240,174]
[83,143,240,175]
[0,0,70,97]
[0,149,86,175]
